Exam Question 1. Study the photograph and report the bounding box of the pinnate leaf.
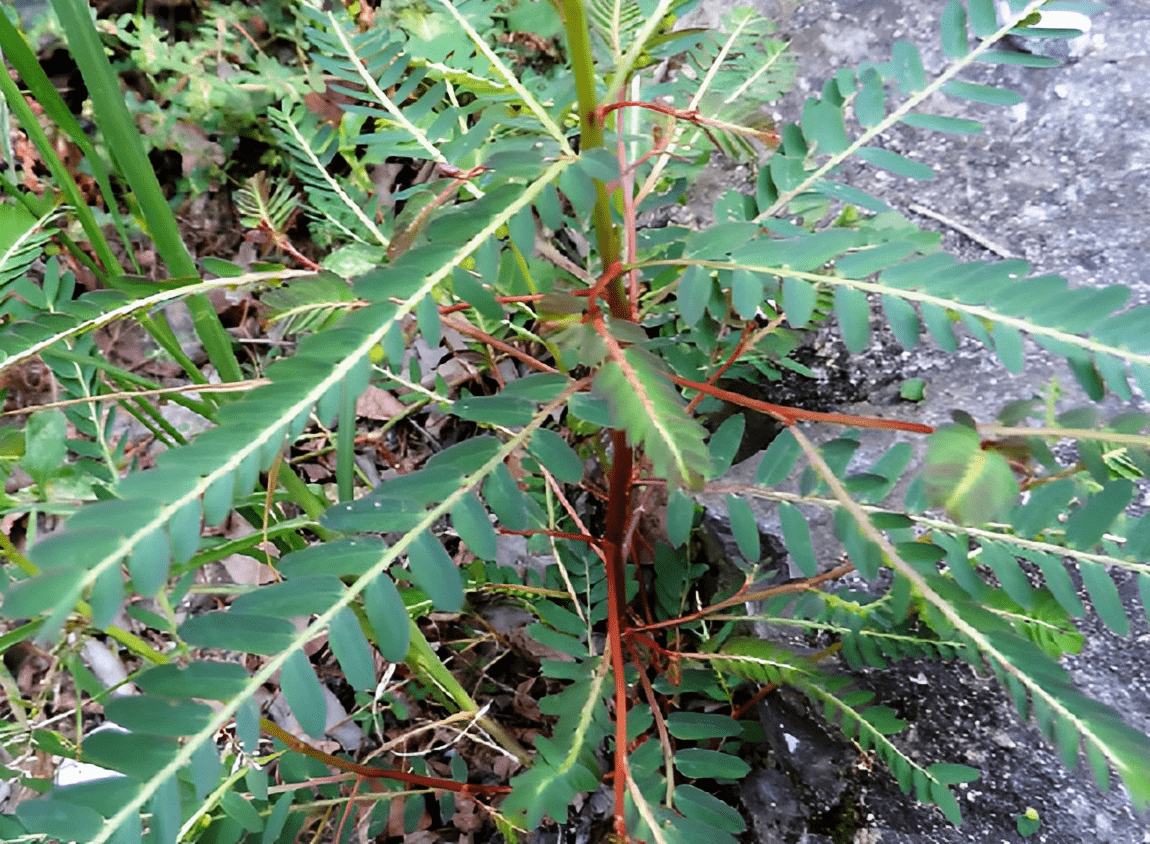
[527,429,584,483]
[363,572,410,662]
[281,649,328,740]
[593,346,710,488]
[178,611,296,655]
[451,493,498,560]
[329,606,377,691]
[665,712,741,740]
[407,531,463,611]
[778,501,818,577]
[674,748,750,780]
[674,784,746,833]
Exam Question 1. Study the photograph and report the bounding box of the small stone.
[992,731,1017,749]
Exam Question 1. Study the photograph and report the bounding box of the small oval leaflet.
[407,531,463,612]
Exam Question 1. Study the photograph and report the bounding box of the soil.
[687,1,1150,842]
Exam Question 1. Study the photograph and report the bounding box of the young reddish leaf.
[923,424,1020,525]
[594,346,711,488]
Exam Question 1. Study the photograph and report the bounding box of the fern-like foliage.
[3,0,1149,841]
[0,203,63,292]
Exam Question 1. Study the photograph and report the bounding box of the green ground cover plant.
[1,0,1148,841]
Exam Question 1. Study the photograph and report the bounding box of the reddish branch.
[440,316,559,375]
[671,374,935,434]
[260,718,511,796]
[498,527,601,545]
[439,294,547,315]
[684,323,758,415]
[635,561,857,634]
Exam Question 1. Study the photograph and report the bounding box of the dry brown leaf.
[356,385,407,420]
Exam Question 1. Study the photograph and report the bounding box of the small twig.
[672,375,934,434]
[908,202,1019,259]
[440,315,560,374]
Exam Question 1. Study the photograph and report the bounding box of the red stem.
[260,718,511,796]
[440,316,559,374]
[671,374,935,434]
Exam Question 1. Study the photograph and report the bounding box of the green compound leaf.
[730,268,764,319]
[451,492,498,561]
[484,462,528,531]
[834,285,871,353]
[17,799,105,843]
[1079,561,1129,635]
[855,147,935,180]
[230,575,346,618]
[725,494,760,562]
[968,0,999,36]
[135,661,250,702]
[527,428,584,484]
[281,648,328,741]
[363,572,411,662]
[782,277,818,328]
[942,79,1023,106]
[756,428,802,485]
[708,414,745,479]
[407,530,463,612]
[104,695,214,737]
[328,606,377,691]
[178,611,297,655]
[923,424,1019,525]
[21,409,67,487]
[979,542,1035,610]
[679,264,712,328]
[673,748,751,781]
[939,0,969,58]
[1065,479,1134,550]
[778,501,818,577]
[674,784,746,833]
[854,67,886,127]
[666,487,696,549]
[802,95,850,154]
[665,712,742,740]
[890,40,927,92]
